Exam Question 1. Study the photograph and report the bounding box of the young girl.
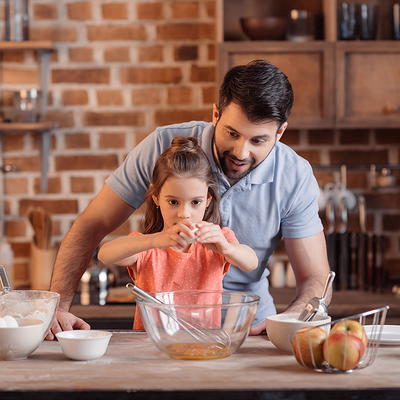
[98,136,258,329]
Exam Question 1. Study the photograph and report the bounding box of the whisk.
[126,283,231,350]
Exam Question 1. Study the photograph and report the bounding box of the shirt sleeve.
[281,163,323,239]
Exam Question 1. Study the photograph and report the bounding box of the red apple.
[291,326,327,369]
[323,332,365,371]
[330,319,368,348]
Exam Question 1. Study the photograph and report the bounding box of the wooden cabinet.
[218,0,400,129]
[220,42,335,129]
[336,41,400,128]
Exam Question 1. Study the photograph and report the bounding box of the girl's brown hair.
[143,136,220,234]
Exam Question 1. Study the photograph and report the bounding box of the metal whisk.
[126,283,231,350]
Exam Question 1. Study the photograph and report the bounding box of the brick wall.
[0,1,399,287]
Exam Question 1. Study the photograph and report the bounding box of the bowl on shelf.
[56,330,112,361]
[240,17,287,40]
[266,312,331,353]
[137,289,260,360]
[290,306,389,373]
[0,290,60,360]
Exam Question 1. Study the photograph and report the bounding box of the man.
[48,60,330,339]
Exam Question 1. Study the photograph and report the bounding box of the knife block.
[30,243,56,290]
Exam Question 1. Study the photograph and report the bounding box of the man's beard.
[219,153,255,182]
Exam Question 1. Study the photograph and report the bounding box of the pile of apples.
[291,319,368,371]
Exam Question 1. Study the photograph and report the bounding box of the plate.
[364,325,400,345]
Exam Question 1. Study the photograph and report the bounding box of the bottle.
[5,0,30,41]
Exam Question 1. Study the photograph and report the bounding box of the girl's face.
[153,176,211,230]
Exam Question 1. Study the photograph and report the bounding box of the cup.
[13,89,42,122]
[394,3,400,40]
[358,3,379,40]
[286,9,315,42]
[338,2,358,40]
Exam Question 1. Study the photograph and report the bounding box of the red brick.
[33,3,58,19]
[65,133,91,149]
[2,133,25,151]
[155,109,211,126]
[383,214,400,231]
[138,45,164,62]
[96,90,124,106]
[157,23,215,40]
[55,155,118,171]
[101,3,128,19]
[207,44,216,60]
[30,27,77,42]
[52,68,110,84]
[2,68,38,84]
[296,150,321,164]
[87,25,147,41]
[339,129,370,145]
[190,65,215,82]
[85,111,144,126]
[202,86,216,104]
[104,47,130,62]
[14,262,30,282]
[4,156,40,172]
[44,110,75,128]
[69,47,94,62]
[34,177,62,194]
[167,87,192,105]
[67,1,92,20]
[308,130,335,145]
[11,242,30,259]
[204,1,216,17]
[137,2,164,20]
[4,177,28,195]
[121,67,181,84]
[131,88,161,105]
[70,177,95,193]
[62,90,89,105]
[375,129,400,144]
[99,132,126,149]
[2,52,25,62]
[281,130,300,145]
[171,2,199,19]
[174,45,198,61]
[330,150,388,165]
[19,200,78,216]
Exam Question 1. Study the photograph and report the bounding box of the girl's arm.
[98,222,196,266]
[195,223,258,272]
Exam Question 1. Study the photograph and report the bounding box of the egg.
[0,318,6,328]
[1,315,19,328]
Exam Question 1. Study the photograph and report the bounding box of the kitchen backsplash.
[0,1,399,286]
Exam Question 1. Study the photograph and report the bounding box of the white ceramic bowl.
[56,330,112,361]
[265,312,331,353]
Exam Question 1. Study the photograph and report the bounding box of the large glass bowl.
[0,290,60,360]
[137,290,259,360]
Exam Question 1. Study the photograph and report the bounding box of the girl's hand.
[152,221,197,251]
[195,221,231,254]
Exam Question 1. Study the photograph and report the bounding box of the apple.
[323,332,365,371]
[291,326,327,369]
[330,319,368,348]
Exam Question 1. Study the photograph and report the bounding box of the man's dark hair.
[218,59,294,127]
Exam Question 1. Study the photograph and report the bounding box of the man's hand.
[46,310,90,340]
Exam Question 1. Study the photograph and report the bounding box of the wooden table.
[1,332,399,399]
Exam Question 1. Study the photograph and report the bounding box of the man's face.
[213,102,287,183]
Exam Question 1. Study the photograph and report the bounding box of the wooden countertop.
[1,332,399,399]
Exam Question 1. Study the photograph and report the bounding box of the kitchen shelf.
[0,41,55,192]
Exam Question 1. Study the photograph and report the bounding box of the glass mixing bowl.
[137,289,259,360]
[0,290,60,360]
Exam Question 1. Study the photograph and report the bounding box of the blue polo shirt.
[106,121,323,325]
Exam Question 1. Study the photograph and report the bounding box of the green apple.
[291,326,327,369]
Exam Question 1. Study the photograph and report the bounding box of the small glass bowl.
[290,306,389,373]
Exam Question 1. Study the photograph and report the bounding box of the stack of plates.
[365,325,400,345]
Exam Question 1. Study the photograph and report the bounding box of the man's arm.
[283,231,331,313]
[48,185,135,339]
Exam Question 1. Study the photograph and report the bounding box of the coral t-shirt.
[127,227,238,330]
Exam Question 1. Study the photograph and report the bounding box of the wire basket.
[291,306,389,373]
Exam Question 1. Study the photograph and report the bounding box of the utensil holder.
[30,243,56,290]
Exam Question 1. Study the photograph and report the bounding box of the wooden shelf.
[0,41,53,51]
[0,122,55,132]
